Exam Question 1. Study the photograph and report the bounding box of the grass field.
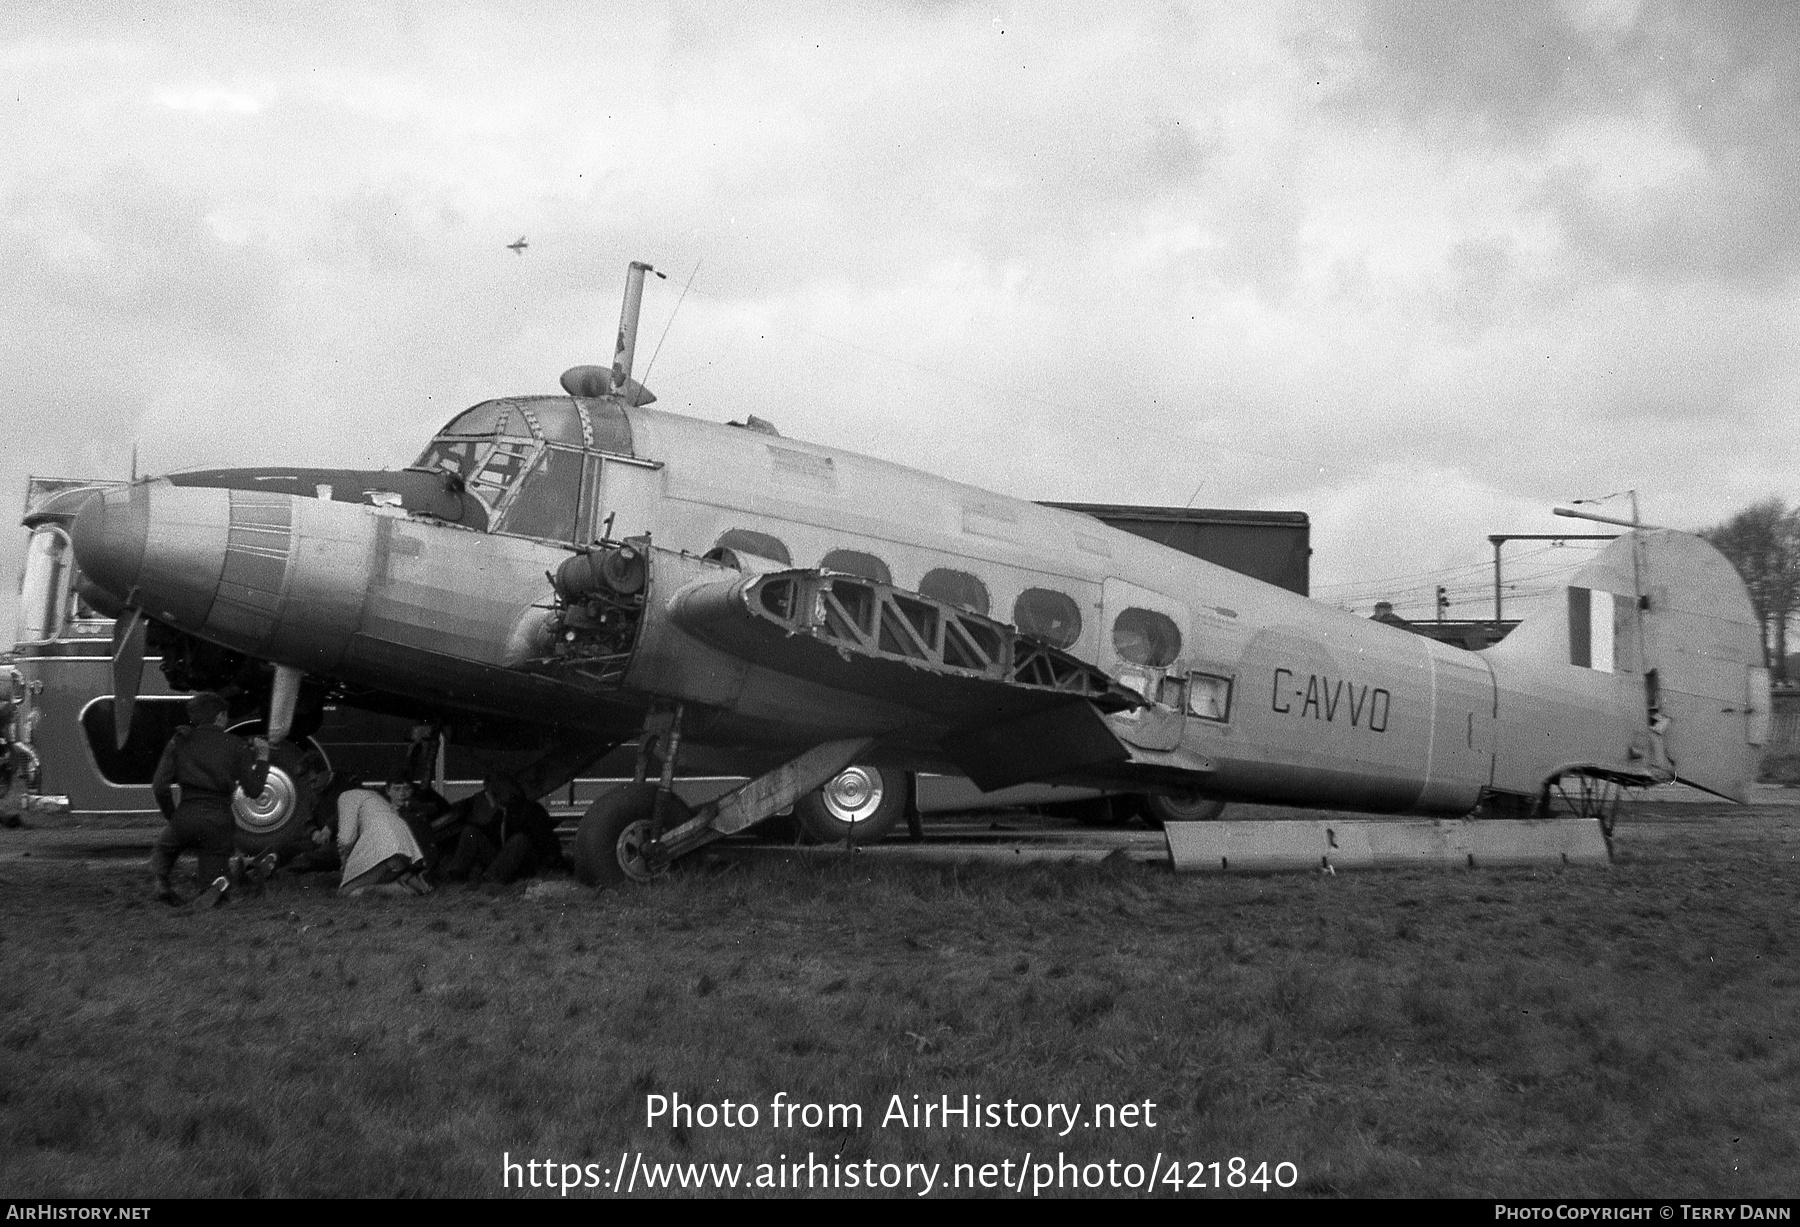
[1,800,1797,1198]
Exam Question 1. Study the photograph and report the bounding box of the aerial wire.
[639,258,702,394]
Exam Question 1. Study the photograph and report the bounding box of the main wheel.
[1137,791,1227,829]
[230,737,322,854]
[794,765,905,845]
[572,783,694,887]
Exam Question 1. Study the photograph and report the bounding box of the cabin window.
[1187,672,1233,722]
[714,529,792,566]
[821,549,891,586]
[919,568,990,615]
[19,527,72,642]
[1112,607,1182,667]
[499,447,583,541]
[1013,588,1082,649]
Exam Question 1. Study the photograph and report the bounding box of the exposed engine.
[542,541,650,684]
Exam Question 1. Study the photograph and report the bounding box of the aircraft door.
[1100,577,1190,751]
[589,457,664,543]
[1100,577,1190,691]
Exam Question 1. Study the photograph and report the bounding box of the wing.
[670,567,1144,789]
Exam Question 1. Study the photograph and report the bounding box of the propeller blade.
[110,608,147,751]
[267,664,303,745]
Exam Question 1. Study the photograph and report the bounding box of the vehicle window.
[1112,607,1182,667]
[499,447,584,541]
[80,697,192,784]
[19,528,71,642]
[919,568,990,615]
[1013,588,1082,649]
[714,529,792,566]
[821,549,891,586]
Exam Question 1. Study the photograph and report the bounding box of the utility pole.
[1487,534,1619,628]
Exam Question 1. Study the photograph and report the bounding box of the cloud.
[2,2,1796,643]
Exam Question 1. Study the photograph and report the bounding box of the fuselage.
[69,391,1661,815]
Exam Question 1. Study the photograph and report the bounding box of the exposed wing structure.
[669,567,1144,788]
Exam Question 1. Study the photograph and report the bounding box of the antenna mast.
[610,261,655,396]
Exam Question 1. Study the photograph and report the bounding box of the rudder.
[1637,531,1768,801]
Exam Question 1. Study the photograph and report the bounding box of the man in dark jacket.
[439,773,564,884]
[149,692,270,906]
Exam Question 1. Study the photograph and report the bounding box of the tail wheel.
[228,737,323,854]
[794,764,905,845]
[572,783,694,887]
[1137,791,1227,829]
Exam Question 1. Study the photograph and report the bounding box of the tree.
[1700,498,1800,683]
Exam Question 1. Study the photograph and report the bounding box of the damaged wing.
[670,567,1143,789]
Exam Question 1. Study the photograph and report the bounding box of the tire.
[230,738,322,854]
[572,783,694,887]
[1137,791,1227,829]
[794,764,905,845]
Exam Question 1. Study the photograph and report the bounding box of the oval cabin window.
[1013,588,1082,649]
[713,529,792,566]
[821,549,891,586]
[918,568,990,615]
[1112,607,1181,667]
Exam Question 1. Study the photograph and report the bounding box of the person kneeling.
[322,775,431,897]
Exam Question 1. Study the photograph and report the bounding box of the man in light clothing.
[323,776,431,897]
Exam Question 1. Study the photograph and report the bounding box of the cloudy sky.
[4,1,1797,637]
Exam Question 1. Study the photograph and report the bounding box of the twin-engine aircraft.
[66,262,1769,884]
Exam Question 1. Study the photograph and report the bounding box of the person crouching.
[318,774,431,897]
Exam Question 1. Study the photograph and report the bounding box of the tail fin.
[1490,529,1768,801]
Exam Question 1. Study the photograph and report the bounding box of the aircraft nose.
[70,483,148,604]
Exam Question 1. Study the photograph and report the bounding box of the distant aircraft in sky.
[507,237,528,255]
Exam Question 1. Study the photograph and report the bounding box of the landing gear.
[575,735,878,886]
[225,732,324,854]
[1136,791,1227,828]
[794,764,905,845]
[571,783,695,887]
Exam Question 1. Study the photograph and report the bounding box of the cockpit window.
[411,396,637,527]
[499,447,584,542]
[443,401,511,437]
[418,439,485,481]
[468,440,533,506]
[530,399,586,446]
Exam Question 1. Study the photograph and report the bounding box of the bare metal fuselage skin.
[69,393,1766,814]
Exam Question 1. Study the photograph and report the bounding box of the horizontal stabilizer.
[1166,818,1611,873]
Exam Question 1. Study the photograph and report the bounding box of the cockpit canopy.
[413,396,634,542]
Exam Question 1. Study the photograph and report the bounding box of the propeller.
[110,608,147,750]
[267,664,303,745]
